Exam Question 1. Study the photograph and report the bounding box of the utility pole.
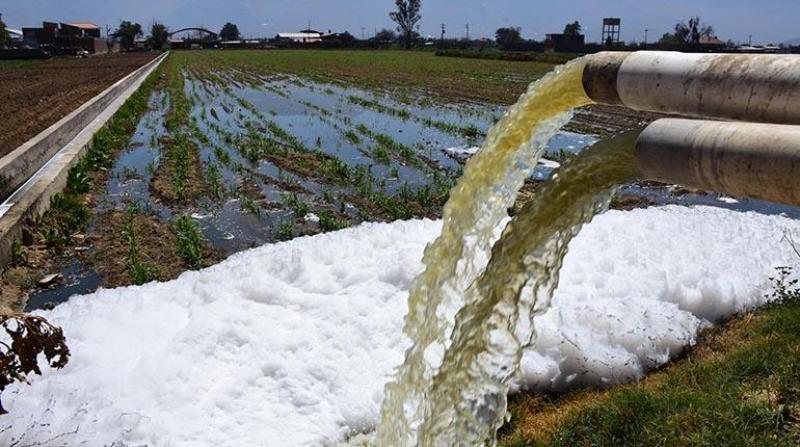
[361,27,365,40]
[749,34,753,46]
[644,28,649,47]
[466,23,469,41]
[441,23,446,42]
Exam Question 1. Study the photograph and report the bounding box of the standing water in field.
[374,56,640,445]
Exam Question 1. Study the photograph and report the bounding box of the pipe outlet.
[636,118,800,206]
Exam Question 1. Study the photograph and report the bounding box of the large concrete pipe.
[583,51,800,124]
[636,118,800,206]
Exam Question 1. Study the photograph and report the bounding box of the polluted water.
[371,56,641,446]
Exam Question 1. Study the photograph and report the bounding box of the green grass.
[500,274,800,447]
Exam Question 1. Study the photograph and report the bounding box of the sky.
[1,0,798,45]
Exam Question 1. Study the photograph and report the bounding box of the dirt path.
[0,53,157,157]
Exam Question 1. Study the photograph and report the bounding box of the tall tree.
[0,15,10,45]
[390,0,422,49]
[563,21,582,40]
[374,28,397,43]
[219,22,240,41]
[149,22,169,50]
[114,21,143,50]
[495,27,522,50]
[659,16,714,46]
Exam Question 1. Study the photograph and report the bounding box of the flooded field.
[8,52,589,308]
[10,50,797,309]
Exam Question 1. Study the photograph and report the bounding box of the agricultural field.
[0,53,156,156]
[3,50,599,308]
[6,49,796,311]
[3,48,800,447]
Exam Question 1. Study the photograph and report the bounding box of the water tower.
[602,18,621,46]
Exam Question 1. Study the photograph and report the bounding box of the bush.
[0,314,70,414]
[767,266,800,304]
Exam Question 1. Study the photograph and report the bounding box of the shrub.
[0,314,70,414]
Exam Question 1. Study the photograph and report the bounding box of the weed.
[461,124,481,139]
[239,193,262,216]
[171,215,206,270]
[318,211,348,233]
[284,193,310,216]
[344,130,362,145]
[322,190,337,203]
[372,145,391,164]
[66,163,91,194]
[49,194,90,233]
[122,206,155,285]
[10,241,27,266]
[767,267,800,304]
[275,222,295,241]
[41,228,67,249]
[206,161,224,199]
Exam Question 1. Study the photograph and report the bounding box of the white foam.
[2,206,798,446]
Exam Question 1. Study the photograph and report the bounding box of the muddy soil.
[0,53,157,156]
[566,104,669,136]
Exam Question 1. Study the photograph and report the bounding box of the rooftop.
[65,22,100,30]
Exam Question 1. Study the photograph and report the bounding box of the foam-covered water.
[3,207,798,446]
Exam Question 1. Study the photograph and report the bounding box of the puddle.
[25,261,102,311]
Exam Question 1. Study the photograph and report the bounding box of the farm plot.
[0,53,157,157]
[7,51,597,308]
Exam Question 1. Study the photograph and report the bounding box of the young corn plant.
[275,221,295,241]
[284,193,310,217]
[171,215,206,270]
[122,205,155,285]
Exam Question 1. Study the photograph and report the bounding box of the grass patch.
[500,270,800,447]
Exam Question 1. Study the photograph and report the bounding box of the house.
[60,22,101,38]
[6,28,23,42]
[699,35,727,50]
[276,32,323,43]
[22,21,59,46]
[21,21,106,54]
[544,33,585,51]
[321,31,355,44]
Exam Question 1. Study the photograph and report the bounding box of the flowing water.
[375,56,641,446]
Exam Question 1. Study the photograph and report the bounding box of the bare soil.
[0,53,157,157]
